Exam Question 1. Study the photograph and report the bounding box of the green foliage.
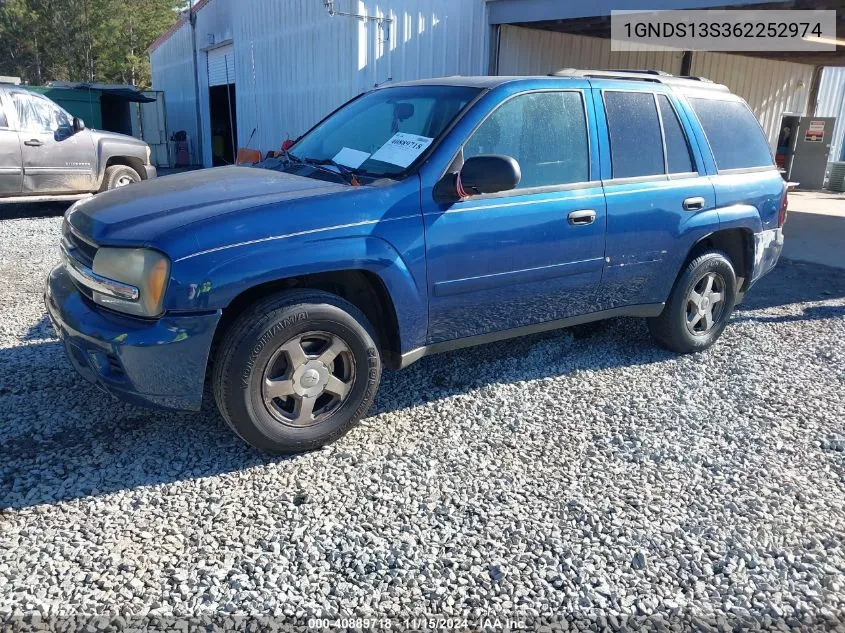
[0,0,182,88]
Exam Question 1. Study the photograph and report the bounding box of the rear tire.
[100,164,141,191]
[212,290,382,454]
[648,251,737,353]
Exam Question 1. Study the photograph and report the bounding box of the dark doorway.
[209,83,236,166]
[100,94,132,135]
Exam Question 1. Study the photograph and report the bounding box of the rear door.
[595,85,717,309]
[0,90,23,195]
[422,85,607,343]
[10,90,96,194]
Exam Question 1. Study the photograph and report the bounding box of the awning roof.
[488,0,845,66]
[46,82,156,102]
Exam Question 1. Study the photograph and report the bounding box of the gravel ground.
[1,207,844,630]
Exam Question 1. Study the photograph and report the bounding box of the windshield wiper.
[286,153,360,185]
[304,157,368,185]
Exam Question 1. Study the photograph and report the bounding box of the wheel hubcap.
[686,272,726,335]
[261,331,355,427]
[115,175,134,187]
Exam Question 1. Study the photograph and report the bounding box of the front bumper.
[749,227,785,285]
[45,265,220,411]
[141,164,157,180]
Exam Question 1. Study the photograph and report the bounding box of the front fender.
[167,234,427,353]
[94,137,148,182]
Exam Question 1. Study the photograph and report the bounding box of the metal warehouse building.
[148,0,845,171]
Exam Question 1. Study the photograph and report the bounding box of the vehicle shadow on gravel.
[0,202,73,220]
[736,258,845,310]
[2,259,842,510]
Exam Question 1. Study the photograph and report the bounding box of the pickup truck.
[46,70,786,454]
[0,85,156,203]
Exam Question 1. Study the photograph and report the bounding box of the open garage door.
[496,26,683,77]
[207,44,237,166]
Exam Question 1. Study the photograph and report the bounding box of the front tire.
[213,290,382,454]
[648,251,737,353]
[100,164,141,191]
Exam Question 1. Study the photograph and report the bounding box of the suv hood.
[68,166,346,245]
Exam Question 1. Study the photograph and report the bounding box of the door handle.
[24,139,43,147]
[568,209,596,226]
[683,196,705,211]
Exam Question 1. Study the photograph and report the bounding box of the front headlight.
[92,247,170,317]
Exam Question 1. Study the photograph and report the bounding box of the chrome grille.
[62,220,98,268]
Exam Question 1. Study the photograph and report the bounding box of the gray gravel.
[1,208,844,629]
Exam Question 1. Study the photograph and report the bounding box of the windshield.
[289,85,481,178]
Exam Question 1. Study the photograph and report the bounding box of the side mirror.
[433,154,521,204]
[73,117,85,132]
[459,155,521,195]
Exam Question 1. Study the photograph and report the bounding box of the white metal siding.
[232,0,489,158]
[150,22,198,163]
[497,26,684,76]
[816,66,845,164]
[690,53,813,149]
[207,45,235,86]
[151,0,488,166]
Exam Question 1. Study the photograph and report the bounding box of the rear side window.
[689,98,773,170]
[657,95,694,174]
[464,91,589,189]
[604,91,664,178]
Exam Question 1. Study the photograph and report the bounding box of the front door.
[0,92,22,195]
[10,90,96,194]
[422,89,607,343]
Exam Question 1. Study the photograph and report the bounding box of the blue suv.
[46,70,786,454]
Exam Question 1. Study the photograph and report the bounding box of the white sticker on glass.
[332,147,370,168]
[370,132,434,168]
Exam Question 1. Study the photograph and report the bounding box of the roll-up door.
[208,45,235,87]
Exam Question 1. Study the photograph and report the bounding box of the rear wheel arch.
[682,228,754,292]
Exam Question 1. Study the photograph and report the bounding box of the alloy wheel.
[261,331,355,427]
[685,272,726,335]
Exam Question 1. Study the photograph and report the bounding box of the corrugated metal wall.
[816,67,845,164]
[151,0,489,165]
[497,26,684,76]
[234,0,488,157]
[150,23,196,161]
[690,52,813,149]
[152,7,836,166]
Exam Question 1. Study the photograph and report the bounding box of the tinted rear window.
[604,91,664,179]
[690,98,773,170]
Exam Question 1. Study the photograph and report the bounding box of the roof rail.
[604,68,672,76]
[550,68,728,91]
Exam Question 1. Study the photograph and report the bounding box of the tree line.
[0,0,183,89]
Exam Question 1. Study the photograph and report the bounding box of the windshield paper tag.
[332,147,370,168]
[370,133,433,168]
